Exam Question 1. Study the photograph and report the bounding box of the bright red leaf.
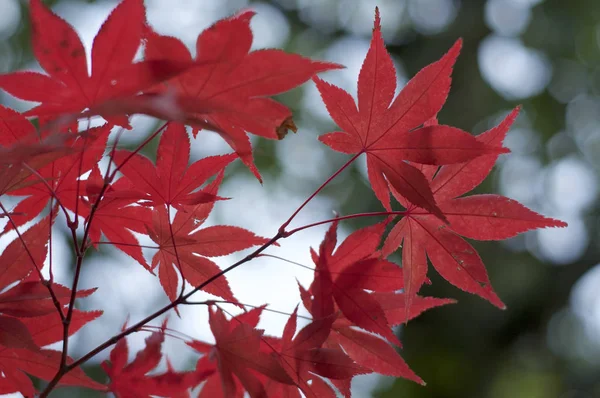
[83,166,153,269]
[112,123,235,209]
[305,221,403,346]
[313,9,508,219]
[0,218,49,291]
[144,11,342,179]
[331,326,421,383]
[0,301,102,396]
[382,108,567,312]
[146,196,269,303]
[0,281,94,318]
[21,309,102,348]
[0,0,188,127]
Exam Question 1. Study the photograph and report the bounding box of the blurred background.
[1,0,600,397]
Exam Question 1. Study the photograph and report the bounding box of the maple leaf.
[102,321,197,398]
[0,289,102,395]
[20,309,102,348]
[83,166,153,269]
[0,213,103,396]
[0,290,102,396]
[295,221,460,386]
[0,348,105,396]
[303,220,403,346]
[371,292,456,326]
[381,108,568,313]
[0,218,49,292]
[188,306,275,398]
[146,196,269,303]
[144,11,342,179]
[0,316,38,351]
[112,123,235,209]
[0,0,188,127]
[2,119,111,233]
[262,307,367,398]
[313,8,508,219]
[0,107,76,201]
[329,326,421,384]
[0,281,95,318]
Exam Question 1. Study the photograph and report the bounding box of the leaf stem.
[282,210,406,237]
[187,299,314,321]
[278,152,362,234]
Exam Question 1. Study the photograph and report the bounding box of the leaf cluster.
[0,2,566,397]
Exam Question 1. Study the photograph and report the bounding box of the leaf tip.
[453,38,463,52]
[487,290,506,310]
[445,38,463,64]
[234,8,256,21]
[557,220,568,228]
[374,7,381,31]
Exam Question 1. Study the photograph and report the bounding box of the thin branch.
[167,204,187,299]
[72,118,92,226]
[260,253,404,281]
[201,299,313,321]
[92,241,159,249]
[57,232,283,378]
[107,121,169,181]
[48,202,55,284]
[282,210,406,237]
[21,162,72,224]
[278,152,362,233]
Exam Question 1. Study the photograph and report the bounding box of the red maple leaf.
[381,108,568,314]
[0,218,48,292]
[0,348,105,397]
[313,9,508,219]
[146,192,269,303]
[0,220,103,396]
[0,0,188,127]
[302,220,403,346]
[295,221,458,387]
[1,111,111,233]
[0,107,76,205]
[188,306,276,398]
[143,10,342,179]
[112,123,235,209]
[83,166,153,269]
[262,307,367,398]
[102,321,197,398]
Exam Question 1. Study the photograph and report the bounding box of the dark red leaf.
[334,327,422,384]
[0,316,38,351]
[103,322,196,398]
